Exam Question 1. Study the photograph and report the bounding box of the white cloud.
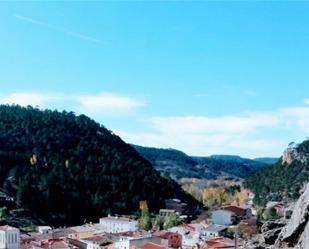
[0,92,145,115]
[279,106,309,132]
[151,113,279,135]
[0,92,59,107]
[115,102,309,158]
[77,93,145,115]
[116,113,282,157]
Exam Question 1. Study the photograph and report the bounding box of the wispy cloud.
[66,31,102,43]
[13,13,102,44]
[116,113,282,157]
[0,92,145,116]
[115,101,309,158]
[77,93,146,115]
[14,14,54,28]
[0,92,60,107]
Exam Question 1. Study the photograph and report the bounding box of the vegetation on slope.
[244,140,309,206]
[0,105,198,226]
[133,145,270,180]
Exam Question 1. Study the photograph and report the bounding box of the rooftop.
[206,237,243,249]
[114,230,151,238]
[141,242,166,249]
[100,216,134,222]
[82,235,110,243]
[205,224,227,233]
[69,225,96,233]
[152,231,179,239]
[0,225,19,232]
[221,206,246,216]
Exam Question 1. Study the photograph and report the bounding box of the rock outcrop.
[282,147,308,165]
[275,183,309,248]
[260,219,286,245]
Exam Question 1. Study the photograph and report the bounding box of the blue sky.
[1,1,309,158]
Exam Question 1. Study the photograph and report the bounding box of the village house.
[266,201,285,217]
[80,235,111,249]
[37,227,52,235]
[152,231,181,249]
[112,230,153,249]
[114,233,168,249]
[0,225,20,249]
[165,199,187,215]
[203,225,227,240]
[211,210,236,226]
[201,237,243,249]
[139,243,166,249]
[168,224,200,248]
[158,209,176,217]
[100,216,138,234]
[20,239,70,249]
[211,205,252,226]
[67,225,97,240]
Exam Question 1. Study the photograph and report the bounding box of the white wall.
[80,240,101,249]
[99,218,138,234]
[0,229,20,249]
[114,238,130,249]
[212,210,233,226]
[204,231,219,239]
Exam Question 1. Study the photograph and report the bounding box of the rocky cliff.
[275,183,309,248]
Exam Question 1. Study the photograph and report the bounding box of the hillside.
[0,105,198,226]
[244,139,309,206]
[132,145,206,179]
[133,145,270,181]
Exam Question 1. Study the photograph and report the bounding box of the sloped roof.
[141,242,166,249]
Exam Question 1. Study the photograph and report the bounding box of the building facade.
[0,226,20,249]
[211,210,236,226]
[99,216,138,234]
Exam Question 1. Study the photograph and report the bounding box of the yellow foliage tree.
[202,188,229,208]
[232,189,249,206]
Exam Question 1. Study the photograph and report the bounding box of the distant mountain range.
[132,145,278,181]
[244,139,309,206]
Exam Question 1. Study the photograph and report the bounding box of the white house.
[168,225,200,248]
[203,224,227,239]
[113,232,154,249]
[211,210,236,226]
[99,216,138,234]
[38,226,52,235]
[0,226,20,249]
[81,236,109,249]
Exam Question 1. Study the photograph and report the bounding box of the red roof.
[179,224,195,231]
[82,235,109,243]
[221,206,246,216]
[207,241,234,249]
[206,237,243,248]
[153,231,176,239]
[141,243,166,249]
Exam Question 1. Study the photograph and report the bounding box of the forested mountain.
[0,105,198,226]
[244,140,309,206]
[133,145,270,180]
[132,145,202,179]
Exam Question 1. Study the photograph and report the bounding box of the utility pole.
[234,227,238,249]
